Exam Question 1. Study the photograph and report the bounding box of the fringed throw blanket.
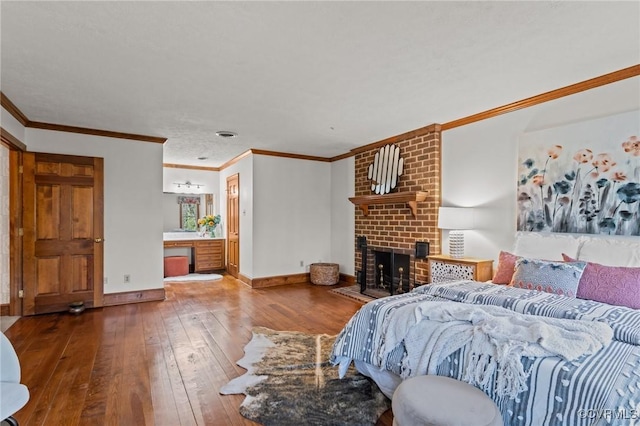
[379,301,612,398]
[331,280,640,426]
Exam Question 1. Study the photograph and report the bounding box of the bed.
[330,233,640,426]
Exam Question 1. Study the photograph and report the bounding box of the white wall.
[252,155,332,278]
[218,154,254,278]
[1,106,26,143]
[331,157,355,275]
[25,128,164,294]
[0,144,9,304]
[441,77,640,262]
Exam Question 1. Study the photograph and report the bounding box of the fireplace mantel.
[349,191,428,218]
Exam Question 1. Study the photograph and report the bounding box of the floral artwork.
[517,110,640,236]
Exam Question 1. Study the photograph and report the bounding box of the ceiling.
[1,1,639,167]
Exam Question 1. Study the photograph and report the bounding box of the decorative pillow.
[492,251,518,284]
[563,254,640,309]
[510,257,586,297]
[513,232,581,261]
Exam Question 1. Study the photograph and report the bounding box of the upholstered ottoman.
[164,256,189,277]
[392,375,503,426]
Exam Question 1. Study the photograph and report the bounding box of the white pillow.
[513,232,581,261]
[577,237,640,267]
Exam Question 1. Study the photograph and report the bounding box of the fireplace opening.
[359,246,414,298]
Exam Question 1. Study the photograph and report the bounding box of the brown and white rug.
[220,327,390,426]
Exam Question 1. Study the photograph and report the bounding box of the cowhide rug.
[220,327,390,426]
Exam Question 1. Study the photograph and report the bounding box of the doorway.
[226,174,239,278]
[22,152,104,315]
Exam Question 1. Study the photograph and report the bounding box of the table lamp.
[437,207,475,259]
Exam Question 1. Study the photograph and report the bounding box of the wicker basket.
[310,263,339,286]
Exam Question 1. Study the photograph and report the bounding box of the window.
[177,196,201,231]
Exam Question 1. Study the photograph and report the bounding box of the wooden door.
[226,174,239,278]
[22,152,104,315]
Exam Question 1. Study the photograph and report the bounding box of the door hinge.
[18,290,24,298]
[18,228,24,236]
[18,165,23,173]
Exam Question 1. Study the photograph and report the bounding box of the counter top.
[163,232,225,241]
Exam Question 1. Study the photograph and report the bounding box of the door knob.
[94,237,104,243]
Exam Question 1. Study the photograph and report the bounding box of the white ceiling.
[1,1,639,167]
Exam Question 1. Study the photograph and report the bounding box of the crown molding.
[335,65,639,159]
[163,163,220,172]
[1,92,167,143]
[0,127,27,151]
[350,123,441,156]
[219,149,253,171]
[441,64,640,131]
[250,148,331,163]
[27,121,167,143]
[330,151,356,162]
[0,92,29,126]
[5,65,637,165]
[219,148,333,171]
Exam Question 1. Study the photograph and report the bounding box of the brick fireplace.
[353,124,441,293]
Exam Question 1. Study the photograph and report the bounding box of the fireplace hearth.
[358,245,415,298]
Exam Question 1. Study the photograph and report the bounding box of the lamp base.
[448,230,465,259]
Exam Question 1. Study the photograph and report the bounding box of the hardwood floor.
[4,275,394,426]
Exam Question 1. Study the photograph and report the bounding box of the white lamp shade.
[438,207,475,230]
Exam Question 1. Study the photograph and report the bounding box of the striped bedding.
[330,281,640,426]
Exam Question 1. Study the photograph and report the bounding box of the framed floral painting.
[517,110,640,236]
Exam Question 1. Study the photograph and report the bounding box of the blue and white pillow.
[510,257,587,297]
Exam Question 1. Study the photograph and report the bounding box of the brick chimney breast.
[354,124,442,285]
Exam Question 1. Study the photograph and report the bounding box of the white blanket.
[379,301,613,398]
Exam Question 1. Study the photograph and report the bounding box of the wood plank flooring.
[4,275,393,426]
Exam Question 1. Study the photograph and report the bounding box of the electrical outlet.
[300,260,304,267]
[124,274,131,283]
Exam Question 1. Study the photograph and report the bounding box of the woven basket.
[310,263,339,286]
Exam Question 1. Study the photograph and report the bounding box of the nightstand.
[427,254,493,283]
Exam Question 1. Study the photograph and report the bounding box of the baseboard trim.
[237,274,252,286]
[0,304,9,316]
[339,273,356,284]
[103,288,166,307]
[238,272,347,289]
[250,273,310,289]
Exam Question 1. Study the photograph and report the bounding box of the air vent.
[216,131,237,138]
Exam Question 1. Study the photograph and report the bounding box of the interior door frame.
[21,152,104,315]
[1,128,26,316]
[226,173,239,278]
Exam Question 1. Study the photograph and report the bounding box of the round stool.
[392,375,503,426]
